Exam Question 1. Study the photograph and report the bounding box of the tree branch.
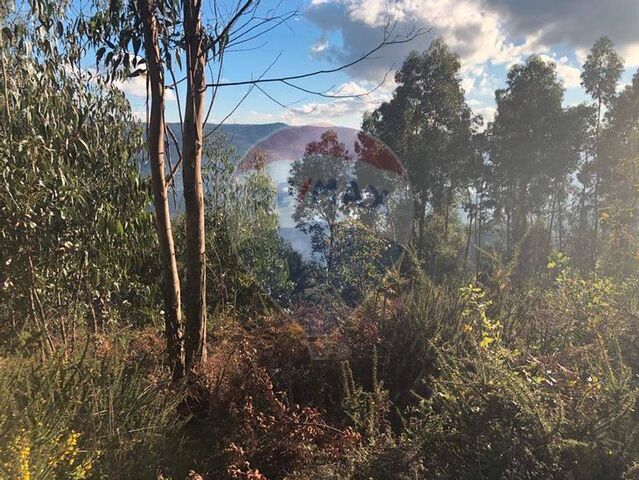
[206,28,426,88]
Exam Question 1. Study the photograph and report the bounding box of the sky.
[119,0,639,129]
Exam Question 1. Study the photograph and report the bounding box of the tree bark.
[139,0,185,381]
[547,191,557,249]
[463,189,473,266]
[592,96,603,269]
[444,187,451,240]
[182,0,207,372]
[416,190,427,254]
[513,178,529,245]
[475,197,482,274]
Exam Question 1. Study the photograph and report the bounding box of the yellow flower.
[9,434,32,480]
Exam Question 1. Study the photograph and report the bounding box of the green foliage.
[491,56,588,248]
[201,138,295,313]
[3,4,639,479]
[581,37,624,109]
[598,72,639,278]
[0,349,186,479]
[329,219,394,306]
[233,164,295,306]
[508,220,551,289]
[288,130,354,270]
[339,347,389,439]
[0,7,157,350]
[419,212,466,281]
[363,39,476,273]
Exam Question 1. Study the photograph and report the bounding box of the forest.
[2,0,639,479]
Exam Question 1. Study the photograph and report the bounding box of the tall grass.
[0,343,187,479]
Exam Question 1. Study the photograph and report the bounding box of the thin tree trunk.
[417,190,427,254]
[463,194,473,266]
[514,179,528,245]
[547,192,557,249]
[139,0,185,381]
[444,186,451,240]
[592,96,603,269]
[475,200,482,275]
[27,256,55,354]
[558,199,564,252]
[577,182,588,233]
[506,206,511,254]
[1,30,11,132]
[183,0,207,372]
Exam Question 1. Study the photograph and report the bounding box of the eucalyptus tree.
[0,3,155,354]
[490,56,581,250]
[362,39,476,257]
[462,131,492,273]
[598,72,639,277]
[580,36,624,264]
[288,130,354,272]
[84,0,189,377]
[84,0,422,377]
[559,103,596,265]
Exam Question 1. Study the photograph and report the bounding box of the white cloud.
[617,81,630,93]
[461,65,499,98]
[306,0,546,81]
[540,54,581,88]
[478,71,500,96]
[461,76,475,94]
[575,48,588,65]
[112,74,176,101]
[132,109,147,122]
[619,42,639,67]
[281,79,394,125]
[246,110,279,123]
[555,63,581,88]
[310,39,330,54]
[476,105,496,126]
[307,0,639,89]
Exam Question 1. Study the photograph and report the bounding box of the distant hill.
[138,122,287,176]
[141,122,360,214]
[201,122,289,156]
[161,122,358,164]
[244,124,358,162]
[139,122,361,174]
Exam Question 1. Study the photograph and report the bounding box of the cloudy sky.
[123,0,639,128]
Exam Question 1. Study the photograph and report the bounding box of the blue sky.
[116,0,639,129]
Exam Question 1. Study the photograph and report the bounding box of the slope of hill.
[142,123,359,213]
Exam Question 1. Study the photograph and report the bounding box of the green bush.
[0,348,186,479]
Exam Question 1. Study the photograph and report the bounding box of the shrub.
[0,347,186,479]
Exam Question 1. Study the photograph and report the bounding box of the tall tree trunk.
[506,206,511,254]
[463,189,473,266]
[513,179,528,245]
[444,186,452,240]
[577,182,588,233]
[558,198,564,252]
[592,96,602,269]
[183,0,207,372]
[475,197,482,275]
[139,0,185,381]
[416,190,427,254]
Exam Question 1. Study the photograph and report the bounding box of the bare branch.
[202,49,225,126]
[165,125,183,188]
[207,0,255,55]
[202,50,281,138]
[206,27,427,88]
[167,60,184,135]
[203,84,255,140]
[281,69,392,101]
